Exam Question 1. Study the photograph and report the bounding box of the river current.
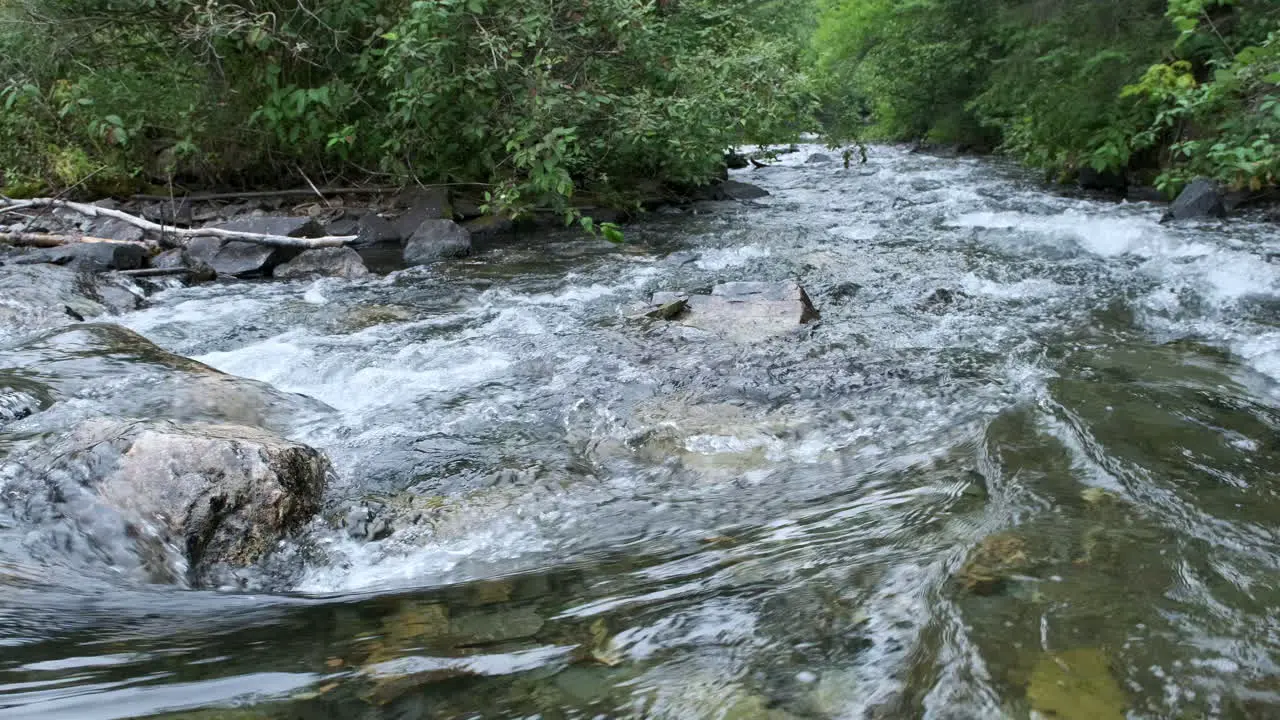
[2,146,1280,719]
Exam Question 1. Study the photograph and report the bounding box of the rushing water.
[3,146,1280,719]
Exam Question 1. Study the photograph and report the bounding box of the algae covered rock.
[955,532,1033,595]
[1026,648,1127,720]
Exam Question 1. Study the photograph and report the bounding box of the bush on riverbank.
[0,0,815,214]
[813,0,1280,194]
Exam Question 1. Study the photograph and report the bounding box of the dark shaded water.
[3,146,1280,718]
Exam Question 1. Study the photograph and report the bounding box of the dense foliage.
[813,0,1280,193]
[0,0,814,212]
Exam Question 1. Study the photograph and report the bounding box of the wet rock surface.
[186,237,297,277]
[0,264,138,338]
[0,323,332,431]
[1165,177,1227,221]
[403,219,472,265]
[646,281,819,339]
[4,418,329,586]
[274,247,370,280]
[37,241,146,271]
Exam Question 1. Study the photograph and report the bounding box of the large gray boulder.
[15,419,330,586]
[185,237,282,277]
[89,217,146,243]
[645,281,819,340]
[149,248,217,283]
[403,219,472,265]
[273,247,370,280]
[1165,178,1226,221]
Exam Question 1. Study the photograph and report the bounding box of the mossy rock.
[1026,648,1127,720]
[955,532,1034,595]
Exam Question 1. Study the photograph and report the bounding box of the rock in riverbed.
[274,247,370,279]
[186,215,323,277]
[403,219,472,265]
[1164,178,1226,221]
[642,281,819,340]
[30,419,330,586]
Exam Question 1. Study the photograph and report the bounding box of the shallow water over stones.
[2,146,1280,718]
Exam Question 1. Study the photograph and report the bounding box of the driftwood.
[0,198,357,248]
[117,267,191,278]
[0,232,143,248]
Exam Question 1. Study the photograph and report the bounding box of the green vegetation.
[7,0,1274,206]
[0,0,814,213]
[813,0,1280,194]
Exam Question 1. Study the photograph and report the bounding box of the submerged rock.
[1026,648,1127,720]
[273,247,370,280]
[1164,178,1226,221]
[806,153,834,164]
[403,219,471,265]
[955,532,1034,595]
[645,281,819,340]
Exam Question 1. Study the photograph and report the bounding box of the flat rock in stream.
[273,247,370,280]
[27,418,330,586]
[643,281,819,340]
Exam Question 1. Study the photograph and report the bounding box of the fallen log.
[116,267,191,278]
[0,232,142,248]
[0,198,357,248]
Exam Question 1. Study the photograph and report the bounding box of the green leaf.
[601,223,624,244]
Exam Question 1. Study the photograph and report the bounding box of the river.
[2,145,1280,719]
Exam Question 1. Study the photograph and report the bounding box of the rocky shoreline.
[0,176,782,589]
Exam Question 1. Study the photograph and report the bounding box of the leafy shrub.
[812,0,1280,192]
[0,0,815,211]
